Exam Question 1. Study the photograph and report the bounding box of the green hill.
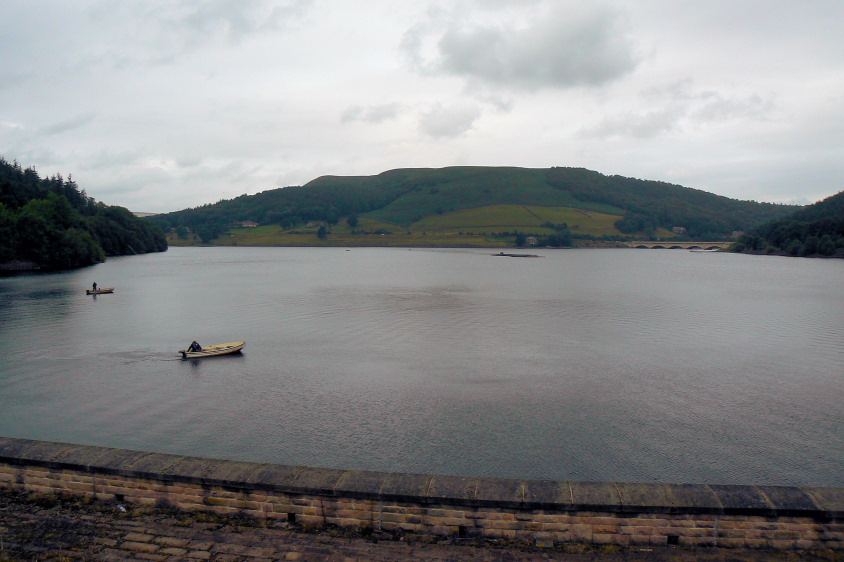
[153,166,800,247]
[730,190,844,256]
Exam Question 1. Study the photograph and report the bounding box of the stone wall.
[0,437,841,550]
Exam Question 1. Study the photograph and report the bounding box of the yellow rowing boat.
[180,341,245,359]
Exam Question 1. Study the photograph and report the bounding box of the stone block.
[481,528,504,538]
[803,487,844,516]
[479,519,519,530]
[612,533,631,545]
[391,521,419,533]
[539,521,571,533]
[159,547,189,557]
[289,467,348,495]
[570,524,592,541]
[677,527,710,538]
[115,452,182,479]
[718,537,748,548]
[474,477,524,506]
[550,530,572,542]
[615,482,673,513]
[666,484,721,512]
[685,536,717,547]
[569,481,621,511]
[335,470,389,498]
[629,534,652,544]
[530,512,566,524]
[380,472,432,501]
[767,539,797,549]
[297,513,324,526]
[244,490,269,504]
[209,505,240,516]
[757,486,821,514]
[65,481,94,493]
[155,536,190,548]
[584,515,623,526]
[620,525,654,536]
[428,525,452,536]
[122,541,159,554]
[708,485,773,513]
[773,530,801,540]
[427,475,480,502]
[380,503,408,514]
[334,508,368,520]
[379,512,406,524]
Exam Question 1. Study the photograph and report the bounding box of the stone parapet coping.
[1,436,842,520]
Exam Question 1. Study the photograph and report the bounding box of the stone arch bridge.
[626,241,730,250]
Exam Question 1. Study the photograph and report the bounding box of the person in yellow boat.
[188,341,202,352]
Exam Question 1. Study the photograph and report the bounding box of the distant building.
[239,220,259,228]
[672,226,686,234]
[526,236,538,246]
[732,230,744,239]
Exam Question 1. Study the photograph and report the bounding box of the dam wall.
[0,437,841,551]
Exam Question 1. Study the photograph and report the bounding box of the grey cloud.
[582,81,773,139]
[40,113,97,136]
[419,103,481,138]
[406,4,638,90]
[691,92,769,123]
[171,0,313,41]
[581,107,685,139]
[79,0,312,72]
[341,103,401,124]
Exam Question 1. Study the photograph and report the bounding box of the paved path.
[0,489,835,561]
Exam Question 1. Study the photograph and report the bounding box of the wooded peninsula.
[0,158,167,271]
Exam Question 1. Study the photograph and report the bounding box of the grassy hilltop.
[153,166,799,248]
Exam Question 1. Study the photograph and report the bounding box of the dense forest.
[730,190,844,257]
[0,157,167,270]
[152,166,798,243]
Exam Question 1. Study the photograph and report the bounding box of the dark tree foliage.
[545,167,796,239]
[731,190,844,257]
[0,157,167,269]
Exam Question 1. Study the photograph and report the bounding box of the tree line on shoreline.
[729,190,844,257]
[0,158,167,270]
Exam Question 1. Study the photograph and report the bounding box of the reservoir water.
[0,247,842,486]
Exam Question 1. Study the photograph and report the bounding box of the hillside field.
[167,204,676,247]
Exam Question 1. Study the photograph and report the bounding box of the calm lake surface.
[1,247,842,486]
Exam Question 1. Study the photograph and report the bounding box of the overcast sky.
[2,1,842,213]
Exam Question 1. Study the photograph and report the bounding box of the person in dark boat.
[188,341,202,352]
